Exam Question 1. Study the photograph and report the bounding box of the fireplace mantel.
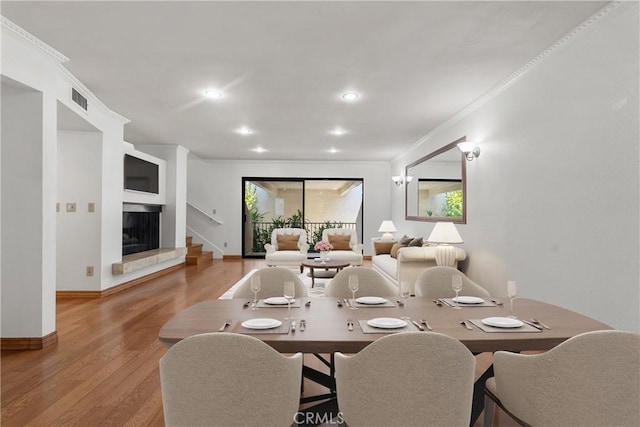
[112,247,187,275]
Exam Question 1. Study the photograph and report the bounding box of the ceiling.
[2,1,606,161]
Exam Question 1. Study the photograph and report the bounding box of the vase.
[320,250,330,262]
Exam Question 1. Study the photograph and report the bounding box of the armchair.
[321,228,363,266]
[264,228,309,269]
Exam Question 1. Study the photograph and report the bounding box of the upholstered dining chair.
[335,332,475,426]
[159,332,302,427]
[325,266,396,299]
[321,228,363,266]
[264,227,309,269]
[414,266,491,298]
[232,267,308,300]
[483,330,640,427]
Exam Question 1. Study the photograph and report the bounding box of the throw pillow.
[390,243,407,259]
[328,234,351,250]
[277,234,299,251]
[399,235,413,245]
[373,241,395,255]
[408,237,423,247]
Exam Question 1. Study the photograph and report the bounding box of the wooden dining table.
[158,296,612,425]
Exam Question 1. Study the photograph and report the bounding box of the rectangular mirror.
[405,136,467,223]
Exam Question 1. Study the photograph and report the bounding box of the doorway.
[242,178,363,258]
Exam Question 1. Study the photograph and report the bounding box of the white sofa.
[371,243,466,294]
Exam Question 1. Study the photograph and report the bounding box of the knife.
[291,320,296,332]
[411,320,425,331]
[337,299,343,307]
[242,300,251,308]
[343,298,351,308]
[440,298,454,307]
[347,320,354,331]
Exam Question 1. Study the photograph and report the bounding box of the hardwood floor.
[1,259,517,426]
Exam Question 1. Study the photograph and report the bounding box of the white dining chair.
[484,330,640,427]
[231,267,308,299]
[160,332,302,426]
[335,332,475,426]
[324,266,396,299]
[415,266,491,298]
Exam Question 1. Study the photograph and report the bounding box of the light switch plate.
[56,202,60,212]
[66,203,76,213]
[86,266,94,276]
[88,202,95,213]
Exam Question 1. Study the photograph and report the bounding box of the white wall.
[391,4,639,331]
[187,159,391,257]
[57,131,102,290]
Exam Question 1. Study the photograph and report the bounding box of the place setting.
[356,317,423,334]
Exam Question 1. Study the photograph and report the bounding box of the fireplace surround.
[122,203,162,256]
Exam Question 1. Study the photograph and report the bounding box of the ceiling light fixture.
[204,89,223,99]
[328,148,338,154]
[342,92,359,101]
[330,128,346,136]
[236,127,253,135]
[252,147,266,153]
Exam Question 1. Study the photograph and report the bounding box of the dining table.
[158,296,612,425]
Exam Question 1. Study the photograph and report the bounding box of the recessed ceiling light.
[253,147,266,153]
[236,127,253,135]
[328,148,339,154]
[204,89,223,99]
[330,128,346,136]
[342,92,359,101]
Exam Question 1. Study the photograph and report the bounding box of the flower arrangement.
[314,240,333,252]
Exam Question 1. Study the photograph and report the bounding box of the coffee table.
[301,259,350,287]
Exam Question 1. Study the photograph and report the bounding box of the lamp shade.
[427,222,463,244]
[378,221,397,233]
[378,220,397,240]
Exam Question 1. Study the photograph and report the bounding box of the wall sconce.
[391,175,413,187]
[457,141,480,161]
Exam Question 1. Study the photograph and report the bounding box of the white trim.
[394,1,628,161]
[1,16,69,64]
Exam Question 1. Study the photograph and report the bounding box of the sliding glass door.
[242,178,363,258]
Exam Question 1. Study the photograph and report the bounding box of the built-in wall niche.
[122,204,162,255]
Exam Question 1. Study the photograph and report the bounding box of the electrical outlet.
[56,202,60,212]
[66,203,76,213]
[224,242,228,247]
[212,209,216,215]
[86,266,94,276]
[88,202,95,213]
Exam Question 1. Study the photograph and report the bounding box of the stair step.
[186,251,213,266]
[187,243,203,256]
[186,236,193,246]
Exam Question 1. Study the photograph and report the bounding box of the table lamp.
[378,220,397,240]
[427,222,463,266]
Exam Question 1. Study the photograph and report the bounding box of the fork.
[460,320,473,330]
[218,319,231,332]
[347,319,354,331]
[530,318,551,329]
[420,319,433,331]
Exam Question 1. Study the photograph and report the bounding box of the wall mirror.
[405,136,467,223]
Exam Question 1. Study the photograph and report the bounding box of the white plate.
[367,318,407,329]
[356,296,387,305]
[263,297,291,305]
[241,318,283,329]
[452,296,485,304]
[481,317,524,328]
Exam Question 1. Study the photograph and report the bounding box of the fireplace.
[122,204,162,256]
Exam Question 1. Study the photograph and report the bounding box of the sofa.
[371,240,466,294]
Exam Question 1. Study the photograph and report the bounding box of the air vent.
[71,88,88,111]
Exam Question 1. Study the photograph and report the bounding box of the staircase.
[185,236,214,266]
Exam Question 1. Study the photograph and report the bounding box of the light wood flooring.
[1,259,517,426]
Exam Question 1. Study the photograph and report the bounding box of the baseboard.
[222,255,242,260]
[1,330,58,351]
[56,262,185,299]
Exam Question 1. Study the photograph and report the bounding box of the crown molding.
[1,16,69,64]
[395,1,628,162]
